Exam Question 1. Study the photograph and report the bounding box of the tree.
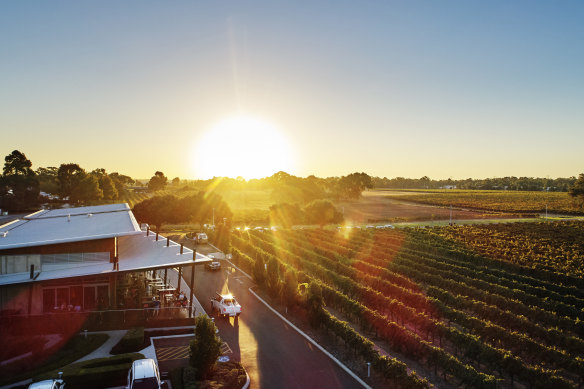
[70,174,103,203]
[281,268,299,306]
[109,172,134,196]
[335,172,373,200]
[98,175,118,200]
[266,257,280,296]
[568,173,584,207]
[57,163,85,199]
[306,281,325,328]
[171,177,180,186]
[269,202,304,228]
[3,150,34,176]
[147,171,167,192]
[304,199,343,228]
[252,254,266,286]
[36,166,59,194]
[0,150,40,211]
[132,195,181,231]
[90,168,118,200]
[189,314,222,379]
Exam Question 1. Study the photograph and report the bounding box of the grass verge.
[0,333,109,387]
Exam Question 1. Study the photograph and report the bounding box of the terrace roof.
[0,230,212,286]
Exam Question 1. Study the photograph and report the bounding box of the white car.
[29,375,65,389]
[205,260,221,271]
[127,358,162,389]
[211,293,241,318]
[196,232,208,243]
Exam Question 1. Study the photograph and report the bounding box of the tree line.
[373,175,579,192]
[0,150,135,212]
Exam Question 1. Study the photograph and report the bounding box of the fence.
[0,306,197,336]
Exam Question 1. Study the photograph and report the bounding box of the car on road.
[196,232,208,244]
[211,292,241,318]
[28,374,65,389]
[127,358,162,389]
[205,259,221,271]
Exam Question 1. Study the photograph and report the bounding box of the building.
[0,203,208,316]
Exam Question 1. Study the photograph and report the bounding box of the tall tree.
[0,150,40,211]
[99,174,118,200]
[3,150,34,176]
[189,314,222,379]
[569,173,584,207]
[304,199,343,228]
[91,168,118,200]
[269,202,304,228]
[109,172,134,196]
[70,174,103,203]
[281,268,299,306]
[36,166,59,194]
[266,257,280,296]
[335,172,373,200]
[132,195,181,231]
[57,163,85,199]
[147,171,168,192]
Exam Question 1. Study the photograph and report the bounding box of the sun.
[192,116,295,179]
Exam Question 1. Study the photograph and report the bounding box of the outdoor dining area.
[115,267,195,320]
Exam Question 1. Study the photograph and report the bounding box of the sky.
[1,1,583,180]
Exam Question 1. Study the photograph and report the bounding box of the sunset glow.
[192,116,295,180]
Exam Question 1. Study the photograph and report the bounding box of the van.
[127,359,161,389]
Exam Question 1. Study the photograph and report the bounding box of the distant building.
[0,203,209,316]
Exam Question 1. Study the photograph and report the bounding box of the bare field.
[339,191,519,224]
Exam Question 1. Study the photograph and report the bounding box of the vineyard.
[120,190,151,208]
[229,222,584,388]
[375,190,584,215]
[424,221,584,278]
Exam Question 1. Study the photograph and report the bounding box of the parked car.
[196,232,208,244]
[29,373,65,389]
[211,292,241,318]
[205,260,221,271]
[127,358,162,389]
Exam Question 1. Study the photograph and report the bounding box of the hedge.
[34,352,145,389]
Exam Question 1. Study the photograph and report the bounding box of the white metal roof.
[0,203,141,250]
[0,231,212,286]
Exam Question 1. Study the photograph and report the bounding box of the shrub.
[189,315,222,379]
[170,367,184,389]
[34,353,145,389]
[111,327,144,354]
[183,366,198,389]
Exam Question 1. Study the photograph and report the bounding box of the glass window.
[84,286,96,310]
[43,289,56,313]
[56,288,69,309]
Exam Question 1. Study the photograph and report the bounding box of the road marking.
[236,279,243,284]
[249,288,372,389]
[156,345,190,361]
[221,341,233,354]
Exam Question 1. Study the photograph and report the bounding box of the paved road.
[181,263,364,389]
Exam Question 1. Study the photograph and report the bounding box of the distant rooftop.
[0,203,142,250]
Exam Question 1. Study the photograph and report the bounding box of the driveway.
[182,263,365,389]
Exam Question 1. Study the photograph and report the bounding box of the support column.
[189,263,195,318]
[28,284,33,316]
[113,273,118,309]
[178,267,182,291]
[164,268,168,287]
